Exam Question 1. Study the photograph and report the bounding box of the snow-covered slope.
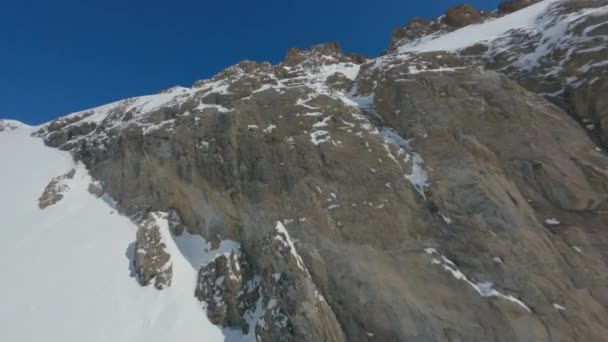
[391,0,608,145]
[395,0,608,78]
[0,124,227,342]
[397,0,561,53]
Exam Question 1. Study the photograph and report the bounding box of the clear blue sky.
[1,0,501,124]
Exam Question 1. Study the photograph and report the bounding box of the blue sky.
[1,0,502,124]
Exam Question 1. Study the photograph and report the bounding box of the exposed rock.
[387,0,608,150]
[345,52,367,65]
[195,223,344,341]
[133,213,173,290]
[498,0,542,14]
[326,72,352,91]
[443,4,484,28]
[250,222,345,342]
[38,169,76,209]
[87,181,104,198]
[388,17,451,52]
[282,43,360,68]
[462,0,608,148]
[195,249,256,332]
[167,209,185,235]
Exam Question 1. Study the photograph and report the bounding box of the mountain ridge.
[2,1,608,341]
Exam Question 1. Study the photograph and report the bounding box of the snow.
[312,115,333,128]
[545,218,560,225]
[381,128,430,199]
[439,213,453,224]
[425,248,530,312]
[274,221,306,272]
[0,127,235,342]
[553,303,567,311]
[408,66,463,74]
[398,0,561,53]
[262,124,276,133]
[310,129,331,145]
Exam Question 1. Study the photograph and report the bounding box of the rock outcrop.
[133,213,173,289]
[388,3,493,51]
[443,4,484,28]
[195,245,257,330]
[38,169,76,209]
[33,1,608,341]
[87,181,104,198]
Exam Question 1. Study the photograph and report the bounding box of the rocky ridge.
[391,0,608,147]
[17,0,608,341]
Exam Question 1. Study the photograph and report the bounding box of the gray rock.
[38,169,76,209]
[87,182,104,198]
[167,209,185,235]
[133,213,173,290]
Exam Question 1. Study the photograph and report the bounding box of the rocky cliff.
[26,0,608,341]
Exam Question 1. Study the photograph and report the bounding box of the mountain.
[2,1,608,341]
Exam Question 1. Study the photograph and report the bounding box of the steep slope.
[2,1,608,341]
[0,123,232,341]
[390,0,608,146]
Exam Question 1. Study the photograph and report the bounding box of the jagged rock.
[167,209,185,235]
[388,17,450,51]
[345,52,366,65]
[44,111,94,133]
[194,224,344,342]
[87,182,104,198]
[283,42,357,68]
[38,169,76,209]
[442,4,484,28]
[195,250,254,331]
[133,213,173,290]
[43,121,97,149]
[326,72,352,91]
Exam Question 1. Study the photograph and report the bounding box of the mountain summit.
[2,1,608,341]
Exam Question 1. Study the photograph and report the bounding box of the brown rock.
[443,4,483,28]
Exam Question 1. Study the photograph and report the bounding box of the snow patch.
[425,248,530,312]
[274,222,307,272]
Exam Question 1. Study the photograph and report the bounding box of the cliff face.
[391,0,608,148]
[28,1,608,341]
